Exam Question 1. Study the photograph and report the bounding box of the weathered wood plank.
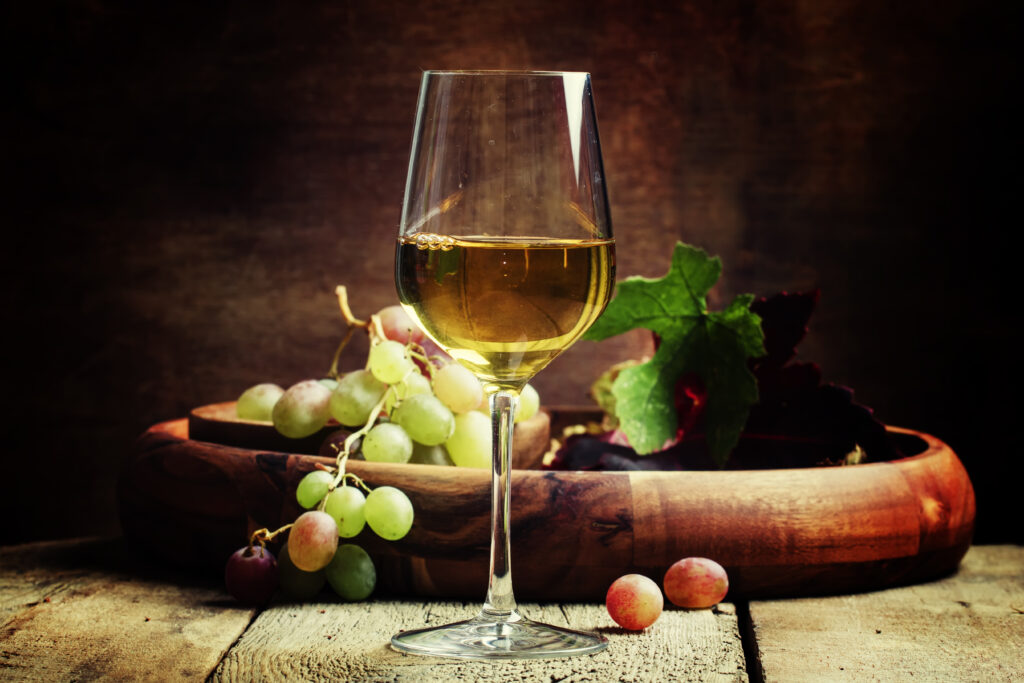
[211,599,747,682]
[0,538,255,681]
[748,545,1024,682]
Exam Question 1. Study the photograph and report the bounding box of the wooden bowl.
[118,405,974,600]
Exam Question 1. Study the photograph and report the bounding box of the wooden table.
[1,540,1020,681]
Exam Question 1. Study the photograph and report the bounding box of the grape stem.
[368,314,387,342]
[335,285,366,327]
[327,391,390,491]
[327,326,358,380]
[341,472,373,494]
[406,343,437,379]
[329,286,392,379]
[249,524,293,551]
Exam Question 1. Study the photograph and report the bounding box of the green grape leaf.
[583,242,765,464]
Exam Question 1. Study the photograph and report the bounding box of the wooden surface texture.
[1,539,1021,681]
[212,601,746,682]
[747,545,1024,681]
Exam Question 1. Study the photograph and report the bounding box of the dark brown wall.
[4,1,1019,544]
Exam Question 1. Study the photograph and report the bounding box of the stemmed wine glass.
[392,70,615,659]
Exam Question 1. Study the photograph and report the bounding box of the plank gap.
[736,601,765,683]
[206,605,267,683]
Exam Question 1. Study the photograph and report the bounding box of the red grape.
[606,574,663,630]
[663,557,729,608]
[287,511,338,572]
[377,305,425,345]
[224,545,278,605]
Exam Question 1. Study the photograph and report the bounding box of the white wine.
[396,234,615,388]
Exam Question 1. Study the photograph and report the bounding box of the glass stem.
[483,389,519,617]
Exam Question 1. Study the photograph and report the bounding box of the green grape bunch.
[224,286,541,606]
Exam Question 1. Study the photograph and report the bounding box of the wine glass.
[392,70,615,659]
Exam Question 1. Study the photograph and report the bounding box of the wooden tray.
[118,405,975,600]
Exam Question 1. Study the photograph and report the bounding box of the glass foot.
[391,609,608,660]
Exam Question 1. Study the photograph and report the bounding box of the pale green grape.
[392,394,454,446]
[236,383,284,422]
[329,370,387,427]
[514,383,540,423]
[323,486,366,538]
[272,380,332,438]
[364,486,414,541]
[318,377,339,392]
[408,442,455,466]
[296,470,334,509]
[433,363,484,414]
[384,370,432,415]
[325,544,376,601]
[445,411,491,469]
[368,340,414,385]
[361,423,413,463]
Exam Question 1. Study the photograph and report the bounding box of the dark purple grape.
[225,545,279,605]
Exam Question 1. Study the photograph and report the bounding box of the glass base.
[391,609,608,660]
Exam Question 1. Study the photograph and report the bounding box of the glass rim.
[421,69,591,77]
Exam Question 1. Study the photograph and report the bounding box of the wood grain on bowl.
[119,406,974,600]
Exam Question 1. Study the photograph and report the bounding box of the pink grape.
[377,305,425,345]
[606,574,663,630]
[287,511,339,572]
[224,545,278,605]
[663,557,729,608]
[272,379,332,438]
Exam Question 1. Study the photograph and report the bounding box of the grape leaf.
[583,242,765,464]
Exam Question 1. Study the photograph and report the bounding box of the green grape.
[323,486,366,538]
[514,383,540,423]
[361,423,413,463]
[296,470,334,509]
[408,441,455,466]
[325,544,376,601]
[319,377,339,392]
[364,486,414,541]
[445,410,491,469]
[384,371,432,415]
[272,379,332,438]
[392,394,455,447]
[329,370,387,427]
[236,383,284,422]
[432,363,484,414]
[368,340,414,385]
[277,542,326,600]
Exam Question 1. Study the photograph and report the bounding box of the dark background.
[4,1,1019,545]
